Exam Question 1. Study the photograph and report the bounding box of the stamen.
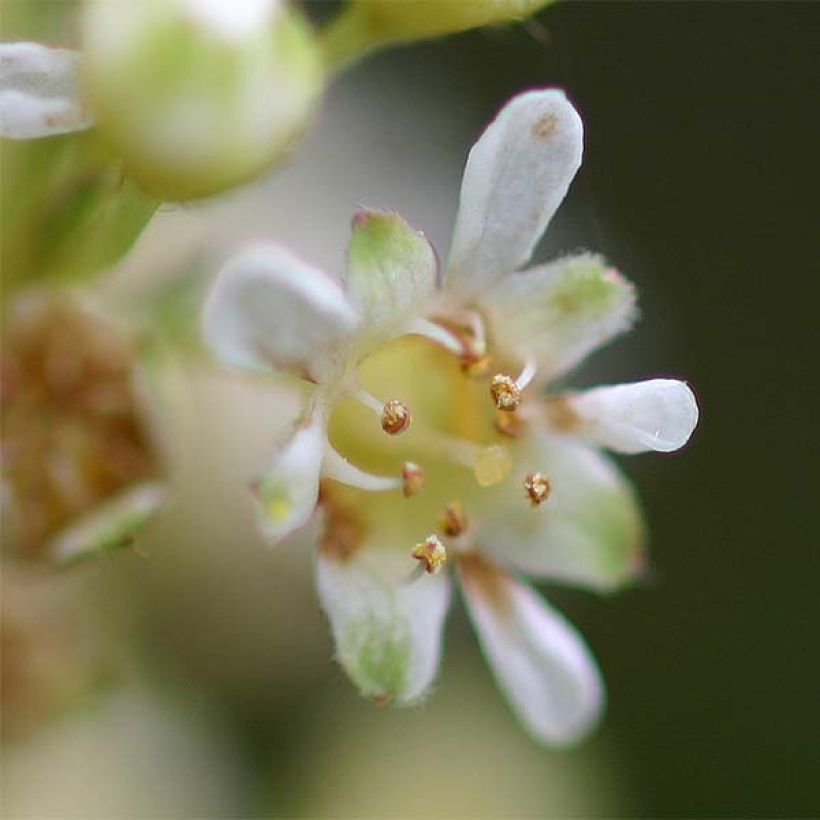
[461,354,492,379]
[411,534,447,575]
[523,472,551,506]
[323,447,401,492]
[401,462,425,497]
[439,501,467,536]
[381,399,412,435]
[494,409,525,438]
[490,374,521,411]
[348,387,412,435]
[473,444,513,487]
[515,355,537,391]
[407,318,464,356]
[408,312,487,363]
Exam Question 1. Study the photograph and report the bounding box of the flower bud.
[1,290,166,563]
[81,0,322,200]
[346,0,551,45]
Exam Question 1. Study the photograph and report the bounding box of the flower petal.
[202,244,358,381]
[344,208,438,336]
[252,414,325,544]
[556,379,699,454]
[485,253,637,381]
[459,552,604,745]
[316,541,451,705]
[51,482,166,564]
[478,432,645,592]
[0,42,92,138]
[446,89,583,297]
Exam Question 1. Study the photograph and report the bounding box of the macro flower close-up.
[202,89,698,743]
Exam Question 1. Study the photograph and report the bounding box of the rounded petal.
[485,253,637,381]
[478,432,645,592]
[316,542,451,705]
[0,42,92,138]
[446,89,583,297]
[559,379,699,454]
[459,552,604,745]
[252,415,325,544]
[344,208,438,337]
[202,244,358,382]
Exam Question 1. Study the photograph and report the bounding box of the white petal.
[0,42,92,138]
[446,89,583,297]
[316,541,451,705]
[344,208,438,337]
[202,244,358,382]
[478,432,645,592]
[484,253,637,381]
[252,414,325,544]
[561,379,699,454]
[459,553,604,745]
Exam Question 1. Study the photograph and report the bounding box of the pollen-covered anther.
[411,534,447,575]
[401,462,425,497]
[523,472,551,506]
[381,399,412,435]
[490,374,521,411]
[461,354,492,379]
[439,502,468,537]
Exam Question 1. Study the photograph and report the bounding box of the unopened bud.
[347,0,552,45]
[82,0,322,199]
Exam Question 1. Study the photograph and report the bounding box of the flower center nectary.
[322,333,536,558]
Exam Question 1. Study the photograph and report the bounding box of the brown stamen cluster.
[490,374,521,411]
[381,399,411,435]
[1,293,161,559]
[523,472,551,506]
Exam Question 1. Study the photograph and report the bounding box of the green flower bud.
[81,0,322,200]
[323,0,553,68]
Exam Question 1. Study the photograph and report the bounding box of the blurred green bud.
[81,0,323,200]
[324,0,553,68]
[355,0,552,40]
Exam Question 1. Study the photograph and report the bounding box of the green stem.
[320,5,382,74]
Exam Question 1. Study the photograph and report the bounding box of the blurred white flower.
[202,89,699,744]
[0,42,91,138]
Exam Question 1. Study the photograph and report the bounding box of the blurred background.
[2,2,819,817]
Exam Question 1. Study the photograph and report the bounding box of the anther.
[411,534,447,575]
[461,354,492,379]
[401,462,425,497]
[490,374,521,411]
[523,472,551,506]
[494,409,525,438]
[381,399,411,435]
[439,502,467,537]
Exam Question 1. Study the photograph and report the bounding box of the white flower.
[202,89,699,744]
[0,42,91,138]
